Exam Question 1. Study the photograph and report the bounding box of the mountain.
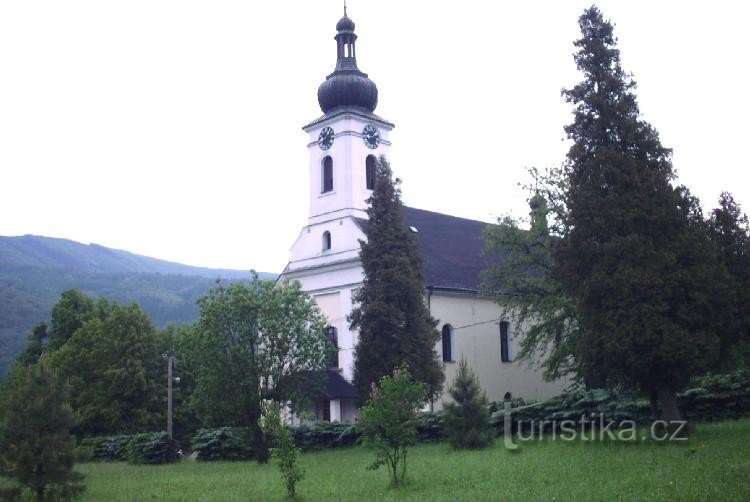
[0,235,277,377]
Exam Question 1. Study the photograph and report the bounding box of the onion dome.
[317,10,378,114]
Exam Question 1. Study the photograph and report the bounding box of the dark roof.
[353,207,495,292]
[323,369,358,399]
[403,207,493,291]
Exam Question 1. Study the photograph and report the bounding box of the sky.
[1,1,748,273]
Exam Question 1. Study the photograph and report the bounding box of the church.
[280,10,565,423]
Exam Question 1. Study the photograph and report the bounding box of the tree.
[48,289,95,351]
[708,192,750,367]
[184,275,329,462]
[482,167,580,382]
[14,289,95,369]
[0,357,84,501]
[357,368,425,485]
[350,157,444,402]
[258,401,304,498]
[443,357,494,449]
[552,6,731,423]
[49,300,162,436]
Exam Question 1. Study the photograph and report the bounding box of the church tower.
[283,10,393,407]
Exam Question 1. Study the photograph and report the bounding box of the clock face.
[318,126,334,150]
[362,124,380,149]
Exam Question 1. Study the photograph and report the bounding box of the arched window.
[322,231,331,251]
[325,326,339,368]
[442,324,453,362]
[322,156,333,193]
[365,155,376,190]
[500,321,511,363]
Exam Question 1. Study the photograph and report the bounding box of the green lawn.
[79,420,750,501]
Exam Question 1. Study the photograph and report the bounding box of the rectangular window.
[500,321,511,363]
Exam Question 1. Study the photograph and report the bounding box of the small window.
[442,324,453,362]
[325,326,339,368]
[366,155,376,190]
[500,321,511,363]
[322,156,333,193]
[322,231,331,251]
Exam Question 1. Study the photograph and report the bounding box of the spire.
[317,8,378,114]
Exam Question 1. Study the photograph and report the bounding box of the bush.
[416,412,445,442]
[357,368,425,485]
[190,427,252,461]
[290,421,359,451]
[125,432,180,465]
[91,435,131,462]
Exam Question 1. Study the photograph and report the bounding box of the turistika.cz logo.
[496,397,688,450]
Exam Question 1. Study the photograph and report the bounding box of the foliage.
[552,6,732,422]
[357,368,426,485]
[124,432,180,465]
[488,370,750,434]
[190,428,252,461]
[184,275,328,462]
[443,357,494,449]
[707,192,750,368]
[0,358,85,501]
[350,156,444,402]
[290,422,359,451]
[259,401,304,498]
[49,299,163,436]
[90,436,131,462]
[482,167,579,381]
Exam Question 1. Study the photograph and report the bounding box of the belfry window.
[442,324,453,362]
[322,231,331,251]
[322,156,333,193]
[366,155,376,190]
[325,326,339,368]
[500,321,511,363]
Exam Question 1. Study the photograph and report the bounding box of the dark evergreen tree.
[350,157,444,402]
[553,6,731,423]
[0,357,84,501]
[443,357,494,449]
[708,192,750,367]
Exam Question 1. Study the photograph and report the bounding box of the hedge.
[80,433,179,464]
[191,427,253,461]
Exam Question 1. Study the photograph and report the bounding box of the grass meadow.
[78,419,750,501]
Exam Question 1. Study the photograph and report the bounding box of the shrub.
[91,435,131,462]
[290,421,359,451]
[416,412,446,442]
[259,401,304,498]
[357,368,425,485]
[190,427,253,461]
[125,432,180,465]
[443,357,494,449]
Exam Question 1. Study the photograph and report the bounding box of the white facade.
[280,14,566,422]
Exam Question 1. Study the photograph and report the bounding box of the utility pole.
[163,354,177,439]
[167,355,174,439]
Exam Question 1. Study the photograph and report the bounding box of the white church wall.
[429,291,567,409]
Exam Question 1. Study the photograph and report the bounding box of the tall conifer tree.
[554,6,730,422]
[350,157,444,402]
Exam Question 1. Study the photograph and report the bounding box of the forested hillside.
[0,235,276,376]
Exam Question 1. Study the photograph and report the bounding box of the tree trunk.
[655,384,689,438]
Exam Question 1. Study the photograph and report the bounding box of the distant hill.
[0,235,277,377]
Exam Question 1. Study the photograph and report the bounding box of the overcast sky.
[1,1,748,273]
